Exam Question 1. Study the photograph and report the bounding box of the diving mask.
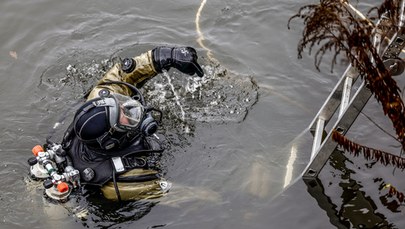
[92,93,145,133]
[108,93,144,132]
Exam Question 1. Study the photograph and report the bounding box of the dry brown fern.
[332,130,405,169]
[386,184,405,203]
[289,0,405,150]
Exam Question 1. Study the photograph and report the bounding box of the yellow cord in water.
[196,0,218,63]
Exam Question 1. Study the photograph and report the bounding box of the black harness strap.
[111,167,122,202]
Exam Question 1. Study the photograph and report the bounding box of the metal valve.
[43,179,54,189]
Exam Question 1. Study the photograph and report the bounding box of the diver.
[60,46,204,201]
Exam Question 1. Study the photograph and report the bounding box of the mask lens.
[120,105,142,127]
[110,94,144,130]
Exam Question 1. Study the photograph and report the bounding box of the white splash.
[163,71,186,122]
[53,122,61,129]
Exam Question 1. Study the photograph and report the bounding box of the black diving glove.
[152,46,204,77]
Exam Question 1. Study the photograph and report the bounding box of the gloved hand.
[152,46,204,77]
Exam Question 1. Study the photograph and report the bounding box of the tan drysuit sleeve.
[86,50,157,100]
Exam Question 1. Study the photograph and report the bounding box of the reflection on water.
[306,150,394,229]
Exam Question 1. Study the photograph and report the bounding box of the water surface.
[1,0,404,228]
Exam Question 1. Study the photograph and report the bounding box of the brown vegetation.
[289,0,405,204]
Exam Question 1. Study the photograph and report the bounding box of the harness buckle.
[111,157,125,172]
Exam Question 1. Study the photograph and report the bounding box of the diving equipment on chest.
[27,138,171,202]
[28,142,80,201]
